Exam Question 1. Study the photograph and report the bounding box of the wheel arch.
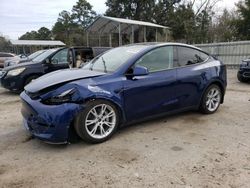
[23,73,42,86]
[83,97,126,125]
[67,96,126,142]
[210,81,225,104]
[200,79,226,106]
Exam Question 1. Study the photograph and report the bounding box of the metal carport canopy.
[10,40,66,46]
[86,16,169,46]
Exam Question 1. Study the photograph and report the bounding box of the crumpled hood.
[25,68,106,93]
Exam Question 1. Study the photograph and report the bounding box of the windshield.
[32,49,59,62]
[82,45,148,73]
[28,50,46,60]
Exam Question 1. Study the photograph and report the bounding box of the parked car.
[0,47,110,92]
[0,52,16,68]
[237,58,250,82]
[20,43,227,144]
[4,50,47,67]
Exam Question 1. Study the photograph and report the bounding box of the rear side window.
[177,47,209,67]
[136,46,173,72]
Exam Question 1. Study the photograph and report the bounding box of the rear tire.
[200,84,222,114]
[74,100,119,144]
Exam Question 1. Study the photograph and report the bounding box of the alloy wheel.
[85,104,116,139]
[206,87,221,112]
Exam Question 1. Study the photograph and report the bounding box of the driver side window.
[135,46,173,73]
[51,49,68,64]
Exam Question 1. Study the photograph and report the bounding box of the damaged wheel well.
[67,97,125,143]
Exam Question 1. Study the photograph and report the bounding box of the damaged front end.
[20,75,121,143]
[19,67,124,143]
[20,82,100,143]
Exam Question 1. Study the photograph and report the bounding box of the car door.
[174,46,211,109]
[123,46,178,121]
[46,49,70,72]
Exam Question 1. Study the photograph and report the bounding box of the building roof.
[86,16,169,34]
[10,40,66,46]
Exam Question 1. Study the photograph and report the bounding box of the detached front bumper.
[20,91,84,143]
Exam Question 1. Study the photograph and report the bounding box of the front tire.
[74,100,119,143]
[237,72,248,83]
[200,84,222,114]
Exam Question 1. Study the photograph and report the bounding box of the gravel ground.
[0,69,250,188]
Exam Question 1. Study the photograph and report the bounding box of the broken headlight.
[43,88,76,105]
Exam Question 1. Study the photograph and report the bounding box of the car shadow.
[117,110,200,134]
[0,87,20,96]
[69,110,204,146]
[25,110,209,149]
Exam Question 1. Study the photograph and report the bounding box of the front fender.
[83,86,126,124]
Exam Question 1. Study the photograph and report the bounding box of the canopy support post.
[131,25,134,44]
[109,34,112,47]
[155,28,158,42]
[86,32,89,47]
[144,26,147,42]
[119,23,122,46]
[98,33,101,47]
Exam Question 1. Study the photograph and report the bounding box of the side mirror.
[20,54,27,58]
[133,65,149,76]
[45,58,50,64]
[126,65,149,77]
[51,59,58,64]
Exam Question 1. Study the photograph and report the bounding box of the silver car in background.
[4,50,47,67]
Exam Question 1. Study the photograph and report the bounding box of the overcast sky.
[0,0,240,39]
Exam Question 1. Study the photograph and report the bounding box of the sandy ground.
[0,69,250,188]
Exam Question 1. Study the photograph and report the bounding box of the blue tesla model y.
[20,43,227,144]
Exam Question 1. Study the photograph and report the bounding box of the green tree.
[235,0,250,40]
[0,34,11,52]
[105,0,176,43]
[71,0,97,28]
[19,31,38,40]
[52,0,97,45]
[19,27,51,40]
[211,9,238,42]
[155,1,195,43]
[52,10,89,46]
[105,0,156,22]
[52,10,78,45]
[37,27,52,40]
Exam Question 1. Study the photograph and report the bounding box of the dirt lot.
[0,69,250,188]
